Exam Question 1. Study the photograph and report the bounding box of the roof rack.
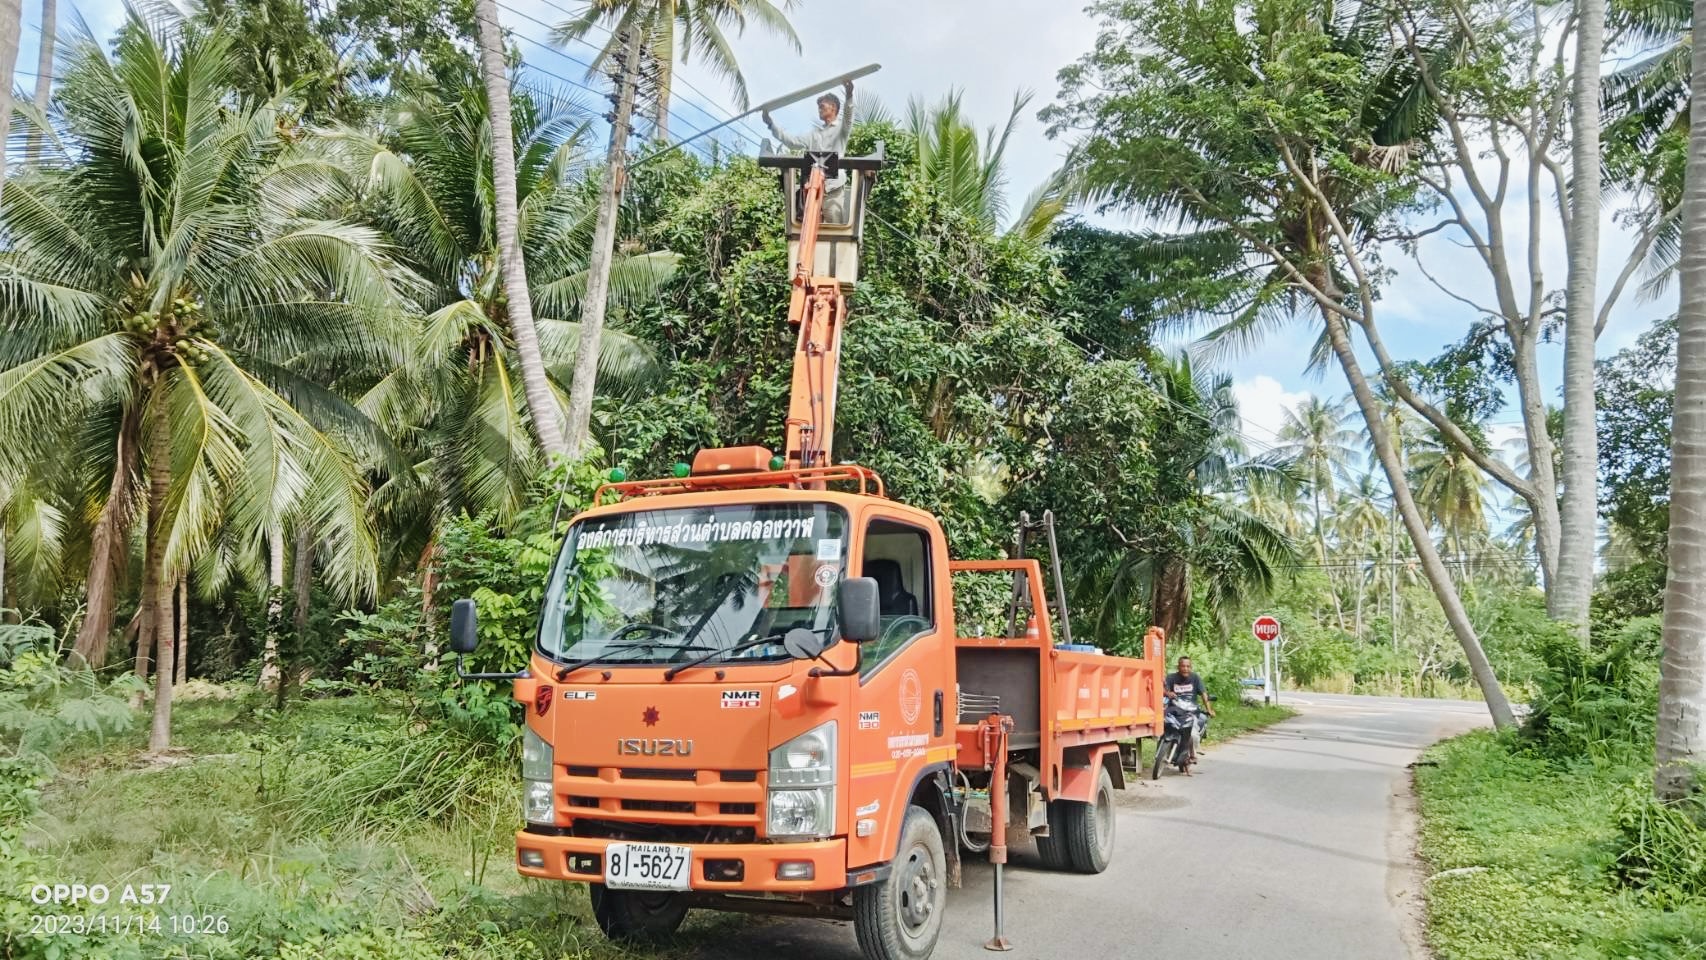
[596,464,887,504]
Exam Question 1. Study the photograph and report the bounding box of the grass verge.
[11,693,746,960]
[1414,731,1706,960]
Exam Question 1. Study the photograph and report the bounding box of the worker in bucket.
[763,80,855,222]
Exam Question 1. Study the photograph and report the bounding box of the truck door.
[846,514,954,868]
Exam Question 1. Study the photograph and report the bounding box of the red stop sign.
[1252,616,1282,643]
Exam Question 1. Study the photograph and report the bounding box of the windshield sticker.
[563,690,597,701]
[578,517,819,550]
[814,565,839,587]
[816,538,842,560]
[721,690,762,709]
[859,710,880,730]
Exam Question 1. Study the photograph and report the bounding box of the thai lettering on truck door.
[846,513,954,868]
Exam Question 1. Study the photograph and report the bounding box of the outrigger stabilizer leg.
[980,712,1015,951]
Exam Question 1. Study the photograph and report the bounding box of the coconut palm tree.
[1047,0,1518,726]
[0,16,415,747]
[1654,0,1706,800]
[472,0,564,461]
[551,0,800,142]
[1276,395,1358,565]
[1408,430,1491,579]
[904,89,1070,245]
[335,85,675,532]
[1105,354,1297,642]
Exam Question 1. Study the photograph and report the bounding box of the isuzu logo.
[616,738,694,756]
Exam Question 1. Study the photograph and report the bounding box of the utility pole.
[564,27,643,456]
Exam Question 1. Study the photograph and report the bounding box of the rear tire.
[855,806,946,960]
[588,884,689,941]
[1060,766,1116,874]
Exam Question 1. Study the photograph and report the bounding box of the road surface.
[691,692,1491,960]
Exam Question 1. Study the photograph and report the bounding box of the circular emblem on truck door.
[899,669,922,725]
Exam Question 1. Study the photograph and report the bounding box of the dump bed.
[948,559,1166,797]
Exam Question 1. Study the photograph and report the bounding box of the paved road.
[692,692,1491,960]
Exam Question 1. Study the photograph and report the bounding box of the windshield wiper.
[553,621,685,679]
[554,640,668,680]
[662,633,792,681]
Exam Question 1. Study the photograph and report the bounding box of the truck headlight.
[767,721,836,839]
[522,726,553,782]
[524,779,555,824]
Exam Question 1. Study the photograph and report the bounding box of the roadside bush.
[1521,615,1660,763]
[1611,780,1706,908]
[267,703,515,841]
[0,621,143,757]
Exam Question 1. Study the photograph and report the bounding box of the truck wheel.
[1034,801,1070,870]
[855,806,946,960]
[1061,766,1116,874]
[588,884,689,941]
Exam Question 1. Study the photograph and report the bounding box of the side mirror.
[838,577,880,643]
[783,627,828,661]
[449,598,479,655]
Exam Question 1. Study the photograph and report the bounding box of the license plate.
[604,842,692,891]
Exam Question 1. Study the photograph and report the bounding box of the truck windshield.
[537,502,849,664]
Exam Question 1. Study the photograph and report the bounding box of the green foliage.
[0,625,143,758]
[1594,560,1668,633]
[1612,782,1706,908]
[1521,615,1661,763]
[1417,732,1706,960]
[268,714,513,841]
[1598,316,1677,561]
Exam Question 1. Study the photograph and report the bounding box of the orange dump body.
[949,559,1166,801]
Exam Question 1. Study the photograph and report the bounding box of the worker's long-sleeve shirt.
[767,98,855,221]
[765,100,853,156]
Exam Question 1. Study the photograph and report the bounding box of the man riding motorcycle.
[1163,656,1216,767]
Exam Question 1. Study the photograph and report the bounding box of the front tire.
[1150,734,1172,780]
[855,806,947,960]
[588,884,689,941]
[1060,765,1116,874]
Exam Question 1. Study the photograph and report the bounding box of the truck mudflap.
[1057,743,1125,803]
[515,831,849,893]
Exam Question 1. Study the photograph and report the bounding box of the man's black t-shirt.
[1165,672,1205,706]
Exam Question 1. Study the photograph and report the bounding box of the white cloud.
[1231,375,1309,454]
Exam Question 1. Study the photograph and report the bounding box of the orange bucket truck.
[446,121,1168,960]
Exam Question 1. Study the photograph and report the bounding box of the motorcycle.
[1150,696,1203,779]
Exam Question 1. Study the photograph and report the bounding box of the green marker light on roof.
[672,462,692,478]
[607,468,627,483]
[769,456,787,471]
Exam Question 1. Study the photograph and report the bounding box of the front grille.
[559,764,764,832]
[568,817,758,845]
[620,767,698,781]
[621,798,696,814]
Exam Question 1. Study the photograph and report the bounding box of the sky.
[22,0,1677,483]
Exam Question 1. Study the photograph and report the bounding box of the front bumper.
[515,831,849,892]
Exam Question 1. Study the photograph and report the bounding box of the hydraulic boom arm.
[784,165,847,470]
